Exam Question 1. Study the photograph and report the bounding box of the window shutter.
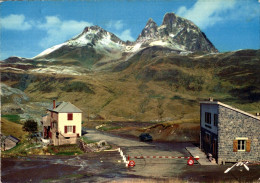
[73,126,76,133]
[233,140,238,152]
[246,140,251,152]
[68,113,73,120]
[65,126,67,133]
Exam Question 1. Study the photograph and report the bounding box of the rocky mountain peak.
[136,12,218,53]
[146,18,157,27]
[162,12,177,26]
[137,18,158,42]
[33,12,218,61]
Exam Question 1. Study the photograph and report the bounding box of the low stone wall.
[78,139,110,152]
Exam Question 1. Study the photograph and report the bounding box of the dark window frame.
[214,114,218,127]
[238,140,246,151]
[205,112,211,124]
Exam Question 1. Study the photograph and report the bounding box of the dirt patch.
[100,121,200,143]
[144,123,200,142]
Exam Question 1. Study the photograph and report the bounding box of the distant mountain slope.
[1,49,259,122]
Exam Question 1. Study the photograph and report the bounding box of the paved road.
[2,130,260,182]
[84,130,195,178]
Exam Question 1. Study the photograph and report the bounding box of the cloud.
[0,14,32,30]
[116,29,135,42]
[106,20,124,30]
[37,16,92,48]
[176,0,259,30]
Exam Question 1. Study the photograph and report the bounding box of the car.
[139,133,153,142]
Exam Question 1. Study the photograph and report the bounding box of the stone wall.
[52,134,77,146]
[218,105,260,164]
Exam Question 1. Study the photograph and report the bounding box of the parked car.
[82,127,88,135]
[139,133,153,142]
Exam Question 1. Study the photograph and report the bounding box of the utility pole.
[88,107,90,123]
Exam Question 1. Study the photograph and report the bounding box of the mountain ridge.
[29,12,218,70]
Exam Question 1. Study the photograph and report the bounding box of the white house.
[41,100,82,146]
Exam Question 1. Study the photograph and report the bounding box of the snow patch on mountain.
[34,43,66,59]
[95,32,124,52]
[149,40,168,47]
[125,42,143,53]
[67,32,91,47]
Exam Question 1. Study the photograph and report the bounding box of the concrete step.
[186,145,217,165]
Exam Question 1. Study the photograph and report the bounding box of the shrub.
[23,119,38,135]
[62,81,95,94]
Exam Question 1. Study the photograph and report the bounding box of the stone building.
[200,99,260,164]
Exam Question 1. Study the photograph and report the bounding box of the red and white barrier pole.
[128,155,199,166]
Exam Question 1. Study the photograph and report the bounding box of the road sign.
[128,160,135,167]
[187,158,194,166]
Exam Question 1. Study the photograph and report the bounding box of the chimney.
[53,99,56,109]
[209,97,213,102]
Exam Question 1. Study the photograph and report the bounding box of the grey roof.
[200,101,260,121]
[48,101,82,113]
[7,135,20,143]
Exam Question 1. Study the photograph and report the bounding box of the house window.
[67,126,73,133]
[233,138,251,152]
[214,114,218,127]
[238,140,245,151]
[64,126,76,133]
[205,112,211,124]
[52,122,57,128]
[68,113,73,120]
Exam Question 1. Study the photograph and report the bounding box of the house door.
[44,127,47,138]
[212,139,217,157]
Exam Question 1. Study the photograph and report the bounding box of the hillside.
[1,49,259,123]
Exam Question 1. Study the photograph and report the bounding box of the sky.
[0,0,259,60]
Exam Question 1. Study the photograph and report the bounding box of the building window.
[52,122,57,129]
[238,140,245,151]
[205,112,211,124]
[67,126,73,133]
[233,138,251,152]
[68,113,73,120]
[214,114,218,127]
[64,126,75,133]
